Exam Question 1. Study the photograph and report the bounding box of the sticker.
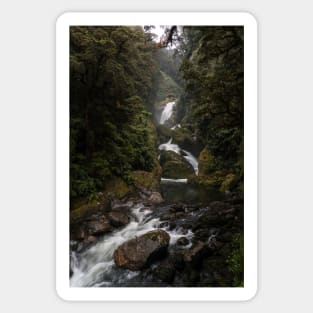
[56,12,258,301]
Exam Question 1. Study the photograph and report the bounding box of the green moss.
[227,232,244,287]
[160,151,195,179]
[70,203,99,222]
[198,147,216,175]
[104,176,131,199]
[130,164,162,191]
[220,173,237,192]
[188,174,223,190]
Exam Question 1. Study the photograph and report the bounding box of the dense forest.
[70,25,244,288]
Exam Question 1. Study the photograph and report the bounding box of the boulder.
[114,230,170,271]
[86,218,112,236]
[177,237,190,246]
[153,260,176,283]
[159,151,195,179]
[108,211,129,227]
[183,242,210,266]
[148,192,164,204]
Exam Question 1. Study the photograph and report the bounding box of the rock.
[114,230,170,271]
[159,221,169,228]
[177,237,190,246]
[183,242,209,266]
[108,211,129,227]
[209,201,230,212]
[159,150,195,179]
[153,260,176,283]
[70,225,86,241]
[86,235,98,244]
[148,192,164,204]
[160,212,185,221]
[86,219,112,236]
[169,204,185,213]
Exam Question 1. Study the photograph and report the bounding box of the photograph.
[69,23,244,288]
[56,12,257,300]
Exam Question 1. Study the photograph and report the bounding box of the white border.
[56,12,258,301]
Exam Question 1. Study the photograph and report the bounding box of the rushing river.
[70,100,211,287]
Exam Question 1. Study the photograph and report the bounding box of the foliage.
[70,26,159,202]
[177,26,244,183]
[227,232,244,287]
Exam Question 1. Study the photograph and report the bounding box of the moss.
[226,232,244,287]
[70,203,100,222]
[220,173,237,192]
[188,174,223,190]
[160,151,195,179]
[198,147,216,175]
[130,164,162,191]
[104,176,131,199]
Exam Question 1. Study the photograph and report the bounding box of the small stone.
[177,237,190,246]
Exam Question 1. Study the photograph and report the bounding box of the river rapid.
[70,100,242,287]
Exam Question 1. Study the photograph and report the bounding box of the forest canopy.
[70,25,243,204]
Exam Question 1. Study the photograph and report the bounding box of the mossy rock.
[160,151,195,179]
[103,176,131,199]
[70,176,132,221]
[198,147,216,175]
[130,164,162,191]
[188,174,223,190]
[70,204,101,223]
[172,127,202,156]
[220,173,238,192]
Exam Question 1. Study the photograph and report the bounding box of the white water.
[160,101,175,124]
[70,204,193,287]
[182,150,199,175]
[158,138,199,175]
[161,178,188,184]
[171,124,181,130]
[159,138,181,154]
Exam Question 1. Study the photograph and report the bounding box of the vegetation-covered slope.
[70,26,160,204]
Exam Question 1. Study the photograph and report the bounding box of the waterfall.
[70,204,193,287]
[158,138,199,176]
[160,101,175,124]
[181,150,199,175]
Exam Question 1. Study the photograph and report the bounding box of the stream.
[70,100,238,287]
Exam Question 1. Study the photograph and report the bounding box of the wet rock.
[169,204,185,212]
[160,150,195,179]
[159,221,169,228]
[153,260,176,283]
[108,211,130,227]
[148,192,164,204]
[86,218,112,236]
[114,230,170,271]
[111,202,133,211]
[194,229,210,242]
[160,212,185,221]
[86,235,98,243]
[70,225,86,241]
[177,237,190,246]
[183,242,209,267]
[209,201,230,212]
[192,214,221,231]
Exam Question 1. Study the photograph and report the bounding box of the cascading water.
[70,204,193,287]
[70,100,203,288]
[158,138,199,177]
[159,101,175,124]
